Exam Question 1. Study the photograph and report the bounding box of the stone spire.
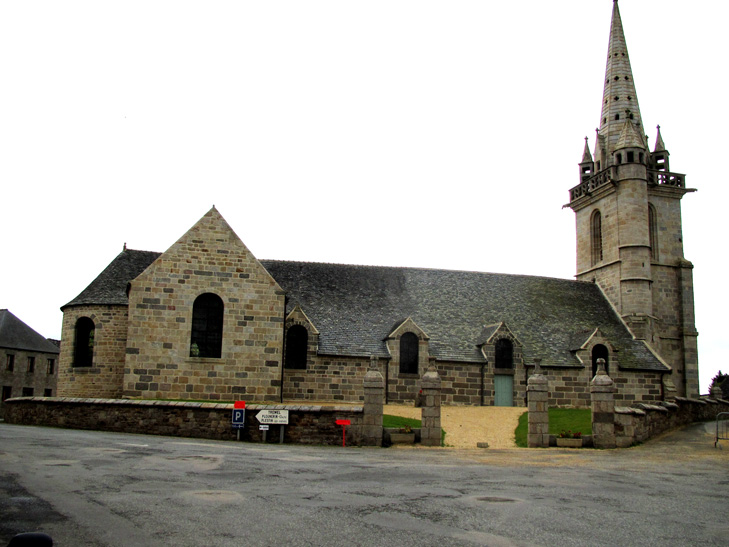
[598,0,644,165]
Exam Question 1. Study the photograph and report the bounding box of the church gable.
[133,206,282,294]
[384,317,430,377]
[124,207,285,402]
[386,317,429,341]
[478,322,523,372]
[283,306,319,370]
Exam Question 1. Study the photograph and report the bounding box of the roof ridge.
[261,258,583,284]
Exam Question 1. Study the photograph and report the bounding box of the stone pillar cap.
[591,358,614,388]
[364,355,384,387]
[527,358,547,387]
[421,361,441,388]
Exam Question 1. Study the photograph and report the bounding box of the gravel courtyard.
[384,404,526,449]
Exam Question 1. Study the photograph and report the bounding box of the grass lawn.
[514,408,592,448]
[383,414,422,429]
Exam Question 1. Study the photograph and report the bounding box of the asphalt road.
[1,422,727,546]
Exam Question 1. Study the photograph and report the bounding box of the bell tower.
[566,0,699,397]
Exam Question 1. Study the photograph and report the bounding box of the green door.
[494,375,514,407]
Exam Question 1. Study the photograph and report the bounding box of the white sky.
[1,1,726,393]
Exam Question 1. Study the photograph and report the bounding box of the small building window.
[2,386,12,401]
[591,210,603,266]
[44,388,53,397]
[190,293,224,358]
[649,204,659,261]
[22,387,34,397]
[73,317,95,367]
[285,325,308,369]
[27,356,35,373]
[495,339,514,369]
[399,332,419,375]
[47,359,55,375]
[6,354,14,371]
[591,344,610,377]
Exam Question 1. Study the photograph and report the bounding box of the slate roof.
[0,309,60,354]
[61,250,667,371]
[260,261,667,371]
[62,249,161,309]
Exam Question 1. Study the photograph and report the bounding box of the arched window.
[190,293,224,358]
[399,332,419,374]
[73,317,95,367]
[591,344,610,377]
[649,204,659,261]
[495,338,514,369]
[591,210,603,266]
[285,325,308,369]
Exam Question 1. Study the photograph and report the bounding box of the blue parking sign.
[232,409,245,429]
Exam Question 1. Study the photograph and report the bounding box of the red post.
[336,419,351,447]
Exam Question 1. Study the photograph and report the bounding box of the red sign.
[234,401,246,409]
[336,419,350,426]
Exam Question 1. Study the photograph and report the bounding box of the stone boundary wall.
[614,397,729,448]
[2,397,368,446]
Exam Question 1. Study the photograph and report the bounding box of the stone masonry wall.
[543,366,661,408]
[3,397,367,446]
[57,305,128,398]
[283,355,371,402]
[123,209,286,403]
[282,356,664,409]
[648,191,697,397]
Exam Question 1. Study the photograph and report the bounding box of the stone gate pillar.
[362,355,384,447]
[591,358,616,449]
[527,359,549,448]
[420,358,442,447]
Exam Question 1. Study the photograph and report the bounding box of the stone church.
[56,1,698,407]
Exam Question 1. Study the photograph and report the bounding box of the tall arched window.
[495,338,514,369]
[591,210,603,266]
[648,204,659,261]
[73,317,95,367]
[399,332,419,374]
[190,293,224,358]
[591,344,609,377]
[285,325,308,369]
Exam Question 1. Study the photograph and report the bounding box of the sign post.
[232,401,246,441]
[336,419,351,447]
[259,424,269,443]
[256,409,289,444]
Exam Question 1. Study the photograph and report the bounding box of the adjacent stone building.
[1,309,60,412]
[56,1,698,407]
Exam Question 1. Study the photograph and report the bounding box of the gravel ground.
[384,404,526,449]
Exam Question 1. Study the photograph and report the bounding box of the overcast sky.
[1,1,726,393]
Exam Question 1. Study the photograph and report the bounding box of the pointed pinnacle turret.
[598,0,644,165]
[615,117,645,151]
[654,125,666,152]
[582,137,593,162]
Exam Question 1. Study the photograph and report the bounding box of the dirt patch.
[384,404,526,449]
